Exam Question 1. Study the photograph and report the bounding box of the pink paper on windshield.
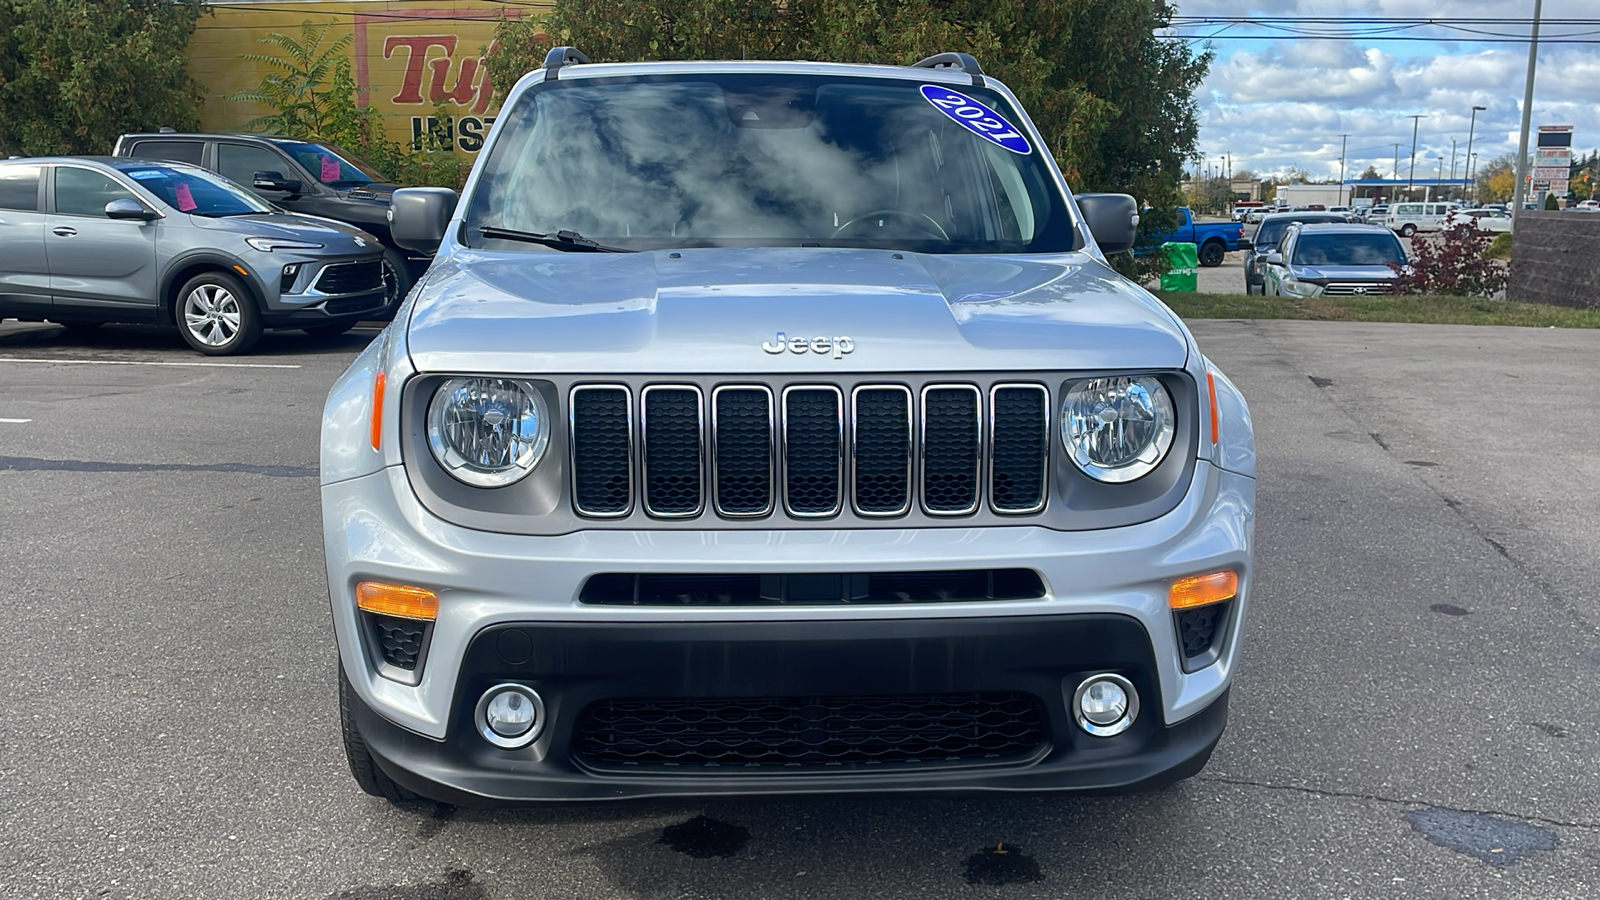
[174,182,198,212]
[321,155,340,182]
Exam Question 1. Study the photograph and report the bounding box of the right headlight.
[427,378,550,487]
[1060,376,1176,483]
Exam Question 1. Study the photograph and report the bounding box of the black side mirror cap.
[1075,193,1138,254]
[104,198,157,221]
[389,187,459,254]
[1235,237,1254,250]
[252,170,303,194]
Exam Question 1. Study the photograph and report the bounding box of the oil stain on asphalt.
[962,842,1043,885]
[1405,808,1558,867]
[659,815,750,858]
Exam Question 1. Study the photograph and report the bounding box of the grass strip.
[1154,292,1600,328]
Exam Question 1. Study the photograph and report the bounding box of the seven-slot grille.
[569,382,1049,520]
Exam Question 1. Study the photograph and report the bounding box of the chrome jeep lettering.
[761,332,855,358]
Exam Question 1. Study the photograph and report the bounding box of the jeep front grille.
[569,380,1050,520]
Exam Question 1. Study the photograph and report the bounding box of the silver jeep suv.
[322,50,1257,804]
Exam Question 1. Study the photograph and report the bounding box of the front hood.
[405,247,1189,375]
[1297,265,1399,283]
[192,213,380,253]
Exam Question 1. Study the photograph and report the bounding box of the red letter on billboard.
[384,35,458,105]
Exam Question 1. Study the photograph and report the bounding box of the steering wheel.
[832,209,950,241]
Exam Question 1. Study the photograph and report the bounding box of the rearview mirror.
[1075,193,1138,254]
[252,170,303,195]
[389,187,459,254]
[105,198,157,221]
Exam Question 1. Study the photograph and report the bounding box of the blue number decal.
[919,85,1032,155]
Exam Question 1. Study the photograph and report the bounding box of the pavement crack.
[1198,775,1600,832]
[0,455,315,478]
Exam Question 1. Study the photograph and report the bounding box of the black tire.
[339,668,421,803]
[1198,240,1226,268]
[175,271,262,355]
[303,321,358,338]
[1400,224,1417,237]
[381,247,414,309]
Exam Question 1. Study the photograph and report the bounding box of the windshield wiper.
[479,226,632,253]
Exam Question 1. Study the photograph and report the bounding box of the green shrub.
[1485,232,1512,260]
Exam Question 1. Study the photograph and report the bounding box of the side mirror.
[252,171,303,195]
[1235,237,1254,250]
[389,187,458,254]
[1075,192,1138,254]
[1262,251,1284,266]
[105,198,157,221]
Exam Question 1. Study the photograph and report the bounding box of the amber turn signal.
[369,371,386,451]
[1169,570,1238,609]
[356,581,438,620]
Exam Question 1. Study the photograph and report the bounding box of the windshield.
[270,140,388,187]
[463,74,1079,253]
[1254,215,1344,248]
[114,163,272,216]
[1292,233,1405,267]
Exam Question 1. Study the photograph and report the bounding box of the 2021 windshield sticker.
[919,85,1032,155]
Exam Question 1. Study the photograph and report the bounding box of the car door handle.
[52,226,77,237]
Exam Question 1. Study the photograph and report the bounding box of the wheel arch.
[161,253,265,325]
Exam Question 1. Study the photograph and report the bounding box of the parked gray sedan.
[0,157,389,354]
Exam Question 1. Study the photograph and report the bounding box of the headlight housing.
[1060,376,1176,483]
[244,237,324,252]
[427,378,550,487]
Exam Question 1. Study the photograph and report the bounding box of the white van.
[1385,202,1460,237]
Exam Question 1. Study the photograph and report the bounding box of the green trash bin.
[1159,242,1198,292]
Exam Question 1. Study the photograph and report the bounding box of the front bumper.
[324,460,1254,801]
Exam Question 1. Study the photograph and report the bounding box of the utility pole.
[1392,144,1402,202]
[1407,115,1427,200]
[1511,0,1543,229]
[1338,134,1350,207]
[1464,105,1486,202]
[1450,138,1458,198]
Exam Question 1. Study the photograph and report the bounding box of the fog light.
[1073,674,1139,737]
[475,684,544,749]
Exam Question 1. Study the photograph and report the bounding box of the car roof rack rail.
[911,52,985,83]
[544,46,591,80]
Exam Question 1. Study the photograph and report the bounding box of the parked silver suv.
[0,157,388,354]
[323,51,1257,804]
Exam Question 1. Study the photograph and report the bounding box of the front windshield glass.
[1292,233,1405,267]
[113,163,272,216]
[270,140,388,187]
[463,74,1079,253]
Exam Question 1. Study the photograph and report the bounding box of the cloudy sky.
[1173,0,1598,183]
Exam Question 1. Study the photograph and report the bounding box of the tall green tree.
[0,0,207,156]
[485,0,1208,214]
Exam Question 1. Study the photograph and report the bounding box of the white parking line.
[0,357,300,369]
[0,418,31,423]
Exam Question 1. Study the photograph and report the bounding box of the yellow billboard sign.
[192,1,551,153]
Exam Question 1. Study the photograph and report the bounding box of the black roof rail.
[912,52,985,83]
[544,46,591,81]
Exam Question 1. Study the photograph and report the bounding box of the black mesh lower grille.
[922,387,980,513]
[643,388,702,515]
[372,615,426,670]
[991,386,1048,512]
[854,387,911,514]
[314,260,383,294]
[574,692,1047,769]
[579,569,1046,605]
[713,388,773,515]
[323,295,384,316]
[1177,601,1229,659]
[783,388,842,515]
[572,387,631,515]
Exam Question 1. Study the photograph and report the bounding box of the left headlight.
[427,378,550,487]
[1060,376,1176,483]
[245,237,324,252]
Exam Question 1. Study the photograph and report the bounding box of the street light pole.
[1511,0,1543,227]
[1464,105,1486,203]
[1338,133,1350,207]
[1407,115,1426,200]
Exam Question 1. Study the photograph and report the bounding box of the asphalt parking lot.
[3,317,1599,899]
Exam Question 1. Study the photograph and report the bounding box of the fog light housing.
[475,684,545,749]
[1072,673,1138,737]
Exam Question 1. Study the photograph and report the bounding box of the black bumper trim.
[346,615,1229,804]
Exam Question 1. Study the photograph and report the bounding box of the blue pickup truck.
[1149,207,1244,268]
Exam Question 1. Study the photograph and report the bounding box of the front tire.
[176,271,261,355]
[1198,240,1226,268]
[1400,224,1417,237]
[340,669,421,803]
[381,248,414,309]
